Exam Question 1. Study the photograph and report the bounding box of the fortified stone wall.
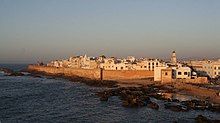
[102,70,154,80]
[172,77,208,84]
[27,65,154,80]
[28,65,101,79]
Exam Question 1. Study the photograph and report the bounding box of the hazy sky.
[0,0,219,63]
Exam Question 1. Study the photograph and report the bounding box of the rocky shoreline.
[95,85,220,112]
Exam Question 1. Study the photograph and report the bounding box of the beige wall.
[161,69,173,84]
[28,65,154,80]
[28,65,101,79]
[102,70,154,80]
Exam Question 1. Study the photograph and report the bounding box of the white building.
[175,67,191,79]
[186,59,220,78]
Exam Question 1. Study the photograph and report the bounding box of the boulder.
[147,102,159,110]
[164,103,188,112]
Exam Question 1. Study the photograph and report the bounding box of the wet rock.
[96,91,111,101]
[209,103,220,112]
[181,100,210,111]
[96,87,160,108]
[195,115,210,123]
[8,72,24,76]
[0,68,13,74]
[0,67,24,76]
[147,102,159,110]
[194,115,220,123]
[164,103,188,112]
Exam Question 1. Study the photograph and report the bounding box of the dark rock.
[193,115,220,123]
[209,103,220,112]
[0,68,13,74]
[147,102,159,110]
[0,67,24,76]
[8,72,24,76]
[195,115,210,123]
[181,99,220,112]
[164,103,188,112]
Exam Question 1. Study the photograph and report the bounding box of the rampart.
[27,65,154,80]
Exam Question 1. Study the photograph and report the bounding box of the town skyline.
[0,0,220,63]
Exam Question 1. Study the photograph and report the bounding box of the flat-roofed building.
[186,60,220,78]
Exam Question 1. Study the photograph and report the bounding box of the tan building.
[161,68,173,83]
[175,67,191,79]
[186,59,220,78]
[134,59,166,71]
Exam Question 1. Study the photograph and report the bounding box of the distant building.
[186,59,220,78]
[171,51,177,66]
[154,51,208,84]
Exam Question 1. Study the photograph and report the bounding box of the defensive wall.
[27,65,154,80]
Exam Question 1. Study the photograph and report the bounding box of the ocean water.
[0,64,219,123]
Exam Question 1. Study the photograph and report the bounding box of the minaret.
[171,51,177,65]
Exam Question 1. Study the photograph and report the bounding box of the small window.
[214,72,217,75]
[178,72,181,75]
[218,67,220,70]
[141,66,142,68]
[144,66,147,68]
[184,72,188,75]
[156,63,158,65]
[152,63,154,65]
[116,67,117,70]
[148,63,150,66]
[218,72,220,75]
[121,67,123,70]
[214,67,216,70]
[165,72,168,75]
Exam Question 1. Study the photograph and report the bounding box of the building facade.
[186,59,220,78]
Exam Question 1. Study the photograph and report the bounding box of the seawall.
[27,65,154,80]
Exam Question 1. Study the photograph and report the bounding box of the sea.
[0,64,219,123]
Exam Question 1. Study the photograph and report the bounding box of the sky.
[0,0,220,63]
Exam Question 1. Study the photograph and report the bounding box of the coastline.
[26,65,220,105]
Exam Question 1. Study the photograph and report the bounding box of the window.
[218,72,220,75]
[148,63,150,66]
[215,72,217,75]
[121,67,123,70]
[178,72,182,75]
[156,63,158,65]
[152,63,154,65]
[214,67,216,70]
[116,67,117,70]
[141,66,142,68]
[184,72,188,75]
[144,66,147,68]
[218,67,220,70]
[165,72,168,75]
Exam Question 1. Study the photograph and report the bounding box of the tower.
[171,51,177,65]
